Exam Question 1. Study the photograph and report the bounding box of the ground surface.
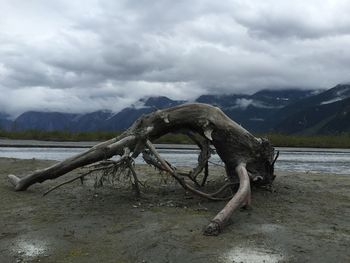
[0,157,349,263]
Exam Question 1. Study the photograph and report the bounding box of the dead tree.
[7,103,278,235]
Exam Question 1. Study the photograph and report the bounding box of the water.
[0,145,349,175]
[276,148,350,175]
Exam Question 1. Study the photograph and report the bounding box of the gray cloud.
[1,0,350,117]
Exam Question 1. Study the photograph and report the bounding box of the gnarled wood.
[7,103,277,235]
[204,163,251,235]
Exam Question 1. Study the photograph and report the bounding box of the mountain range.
[1,84,349,135]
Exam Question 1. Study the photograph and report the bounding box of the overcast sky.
[1,0,350,116]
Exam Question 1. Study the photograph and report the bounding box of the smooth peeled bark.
[203,163,251,235]
[8,136,137,191]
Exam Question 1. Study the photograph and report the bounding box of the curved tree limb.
[145,140,229,201]
[8,135,136,191]
[204,163,251,236]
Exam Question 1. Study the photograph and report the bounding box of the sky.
[1,0,350,116]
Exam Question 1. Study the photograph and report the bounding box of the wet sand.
[0,157,349,263]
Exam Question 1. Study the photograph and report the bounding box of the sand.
[0,157,349,263]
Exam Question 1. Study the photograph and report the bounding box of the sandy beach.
[0,157,349,263]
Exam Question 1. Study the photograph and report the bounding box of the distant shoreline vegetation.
[0,130,349,149]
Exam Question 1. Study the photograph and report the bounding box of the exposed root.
[210,182,238,198]
[43,148,141,196]
[145,140,232,201]
[43,174,87,196]
[126,160,141,197]
[204,163,251,236]
[8,135,136,191]
[186,132,212,185]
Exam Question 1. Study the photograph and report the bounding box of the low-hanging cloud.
[1,0,350,117]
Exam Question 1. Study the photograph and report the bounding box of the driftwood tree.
[7,103,278,235]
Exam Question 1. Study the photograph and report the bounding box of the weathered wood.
[8,135,137,190]
[204,163,251,235]
[7,103,277,235]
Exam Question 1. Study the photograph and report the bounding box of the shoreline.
[0,157,349,262]
[1,138,350,153]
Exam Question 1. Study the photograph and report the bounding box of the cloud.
[232,0,350,39]
[1,0,350,116]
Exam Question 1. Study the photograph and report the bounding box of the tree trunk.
[7,103,277,235]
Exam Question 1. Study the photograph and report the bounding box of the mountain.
[142,96,185,109]
[2,85,349,134]
[102,96,186,131]
[102,107,155,131]
[318,98,350,134]
[4,96,185,132]
[273,84,350,122]
[71,111,114,131]
[273,84,350,134]
[12,111,78,131]
[0,113,12,130]
[196,89,316,132]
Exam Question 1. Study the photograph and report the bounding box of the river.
[0,140,349,175]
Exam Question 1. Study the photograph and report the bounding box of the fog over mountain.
[2,84,350,134]
[1,1,350,117]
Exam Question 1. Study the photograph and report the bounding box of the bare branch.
[145,140,232,201]
[43,174,86,196]
[126,160,141,197]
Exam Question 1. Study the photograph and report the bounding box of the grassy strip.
[263,133,350,148]
[0,130,121,141]
[0,129,193,144]
[0,130,349,148]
